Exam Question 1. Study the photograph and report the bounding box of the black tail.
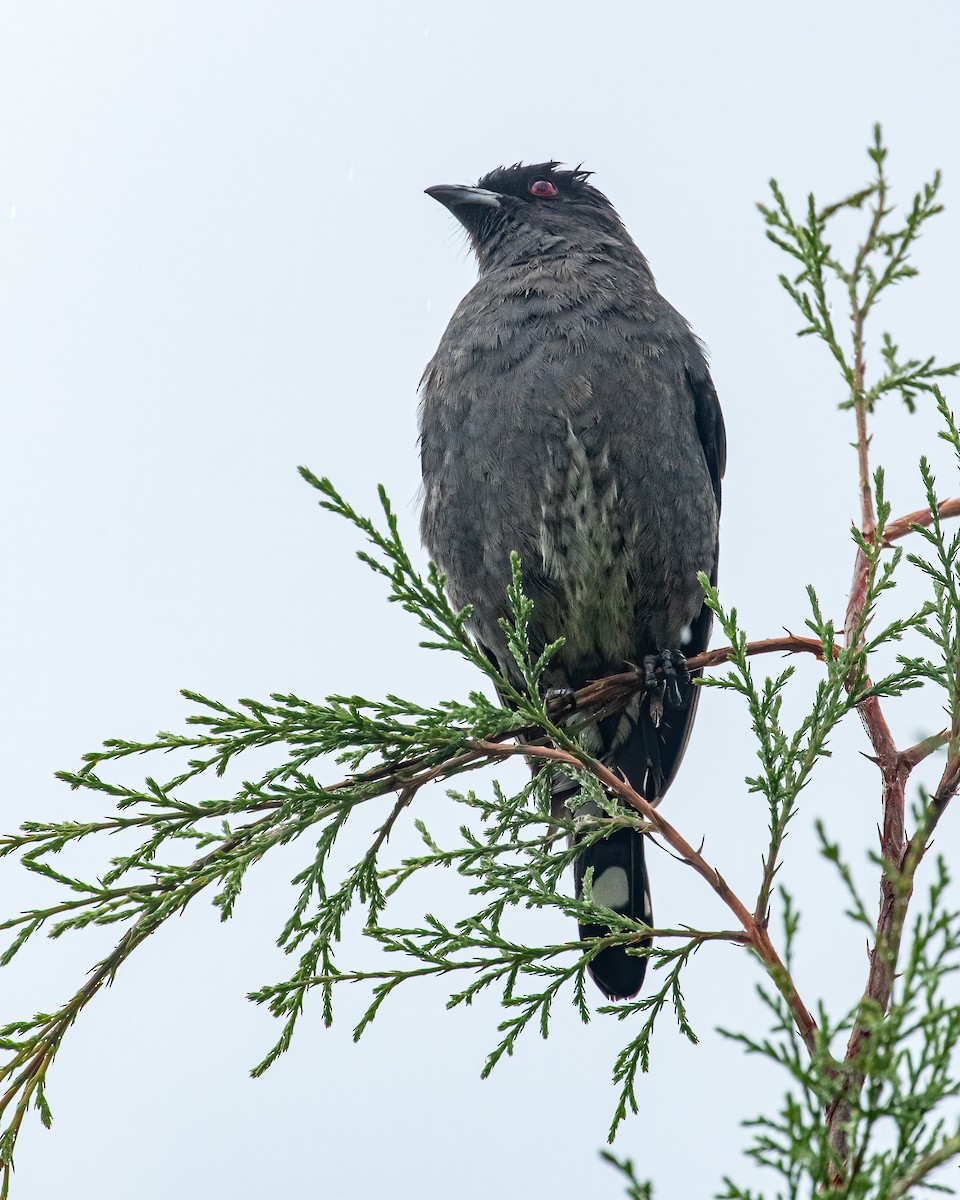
[574,818,652,999]
[567,665,704,1000]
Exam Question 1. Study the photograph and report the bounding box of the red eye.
[529,179,558,197]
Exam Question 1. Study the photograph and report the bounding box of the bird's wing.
[687,364,727,514]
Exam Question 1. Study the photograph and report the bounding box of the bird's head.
[426,162,635,272]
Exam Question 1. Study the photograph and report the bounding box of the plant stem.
[473,739,821,1056]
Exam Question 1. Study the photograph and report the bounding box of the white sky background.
[2,2,960,1197]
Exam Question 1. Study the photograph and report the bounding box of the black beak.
[425,184,502,212]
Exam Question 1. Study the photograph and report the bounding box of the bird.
[419,162,725,1000]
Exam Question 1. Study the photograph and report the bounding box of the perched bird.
[419,162,725,999]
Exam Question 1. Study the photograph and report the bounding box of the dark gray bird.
[419,162,725,999]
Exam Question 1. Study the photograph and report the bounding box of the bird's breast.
[538,423,638,666]
[420,266,719,673]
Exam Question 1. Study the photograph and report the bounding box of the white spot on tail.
[592,866,630,910]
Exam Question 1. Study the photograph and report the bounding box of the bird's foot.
[640,649,689,712]
[544,686,577,719]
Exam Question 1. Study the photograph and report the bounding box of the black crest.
[477,161,603,205]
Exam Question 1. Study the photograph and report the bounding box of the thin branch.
[828,166,921,1175]
[826,165,908,1172]
[887,1127,960,1199]
[0,912,164,1190]
[904,755,960,873]
[881,496,960,545]
[900,728,950,771]
[472,739,821,1056]
[280,928,752,992]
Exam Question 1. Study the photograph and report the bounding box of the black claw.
[641,654,659,692]
[661,649,687,709]
[635,649,688,708]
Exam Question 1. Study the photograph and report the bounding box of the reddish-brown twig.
[881,497,960,546]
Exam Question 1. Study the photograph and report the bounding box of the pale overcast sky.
[2,3,960,1197]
